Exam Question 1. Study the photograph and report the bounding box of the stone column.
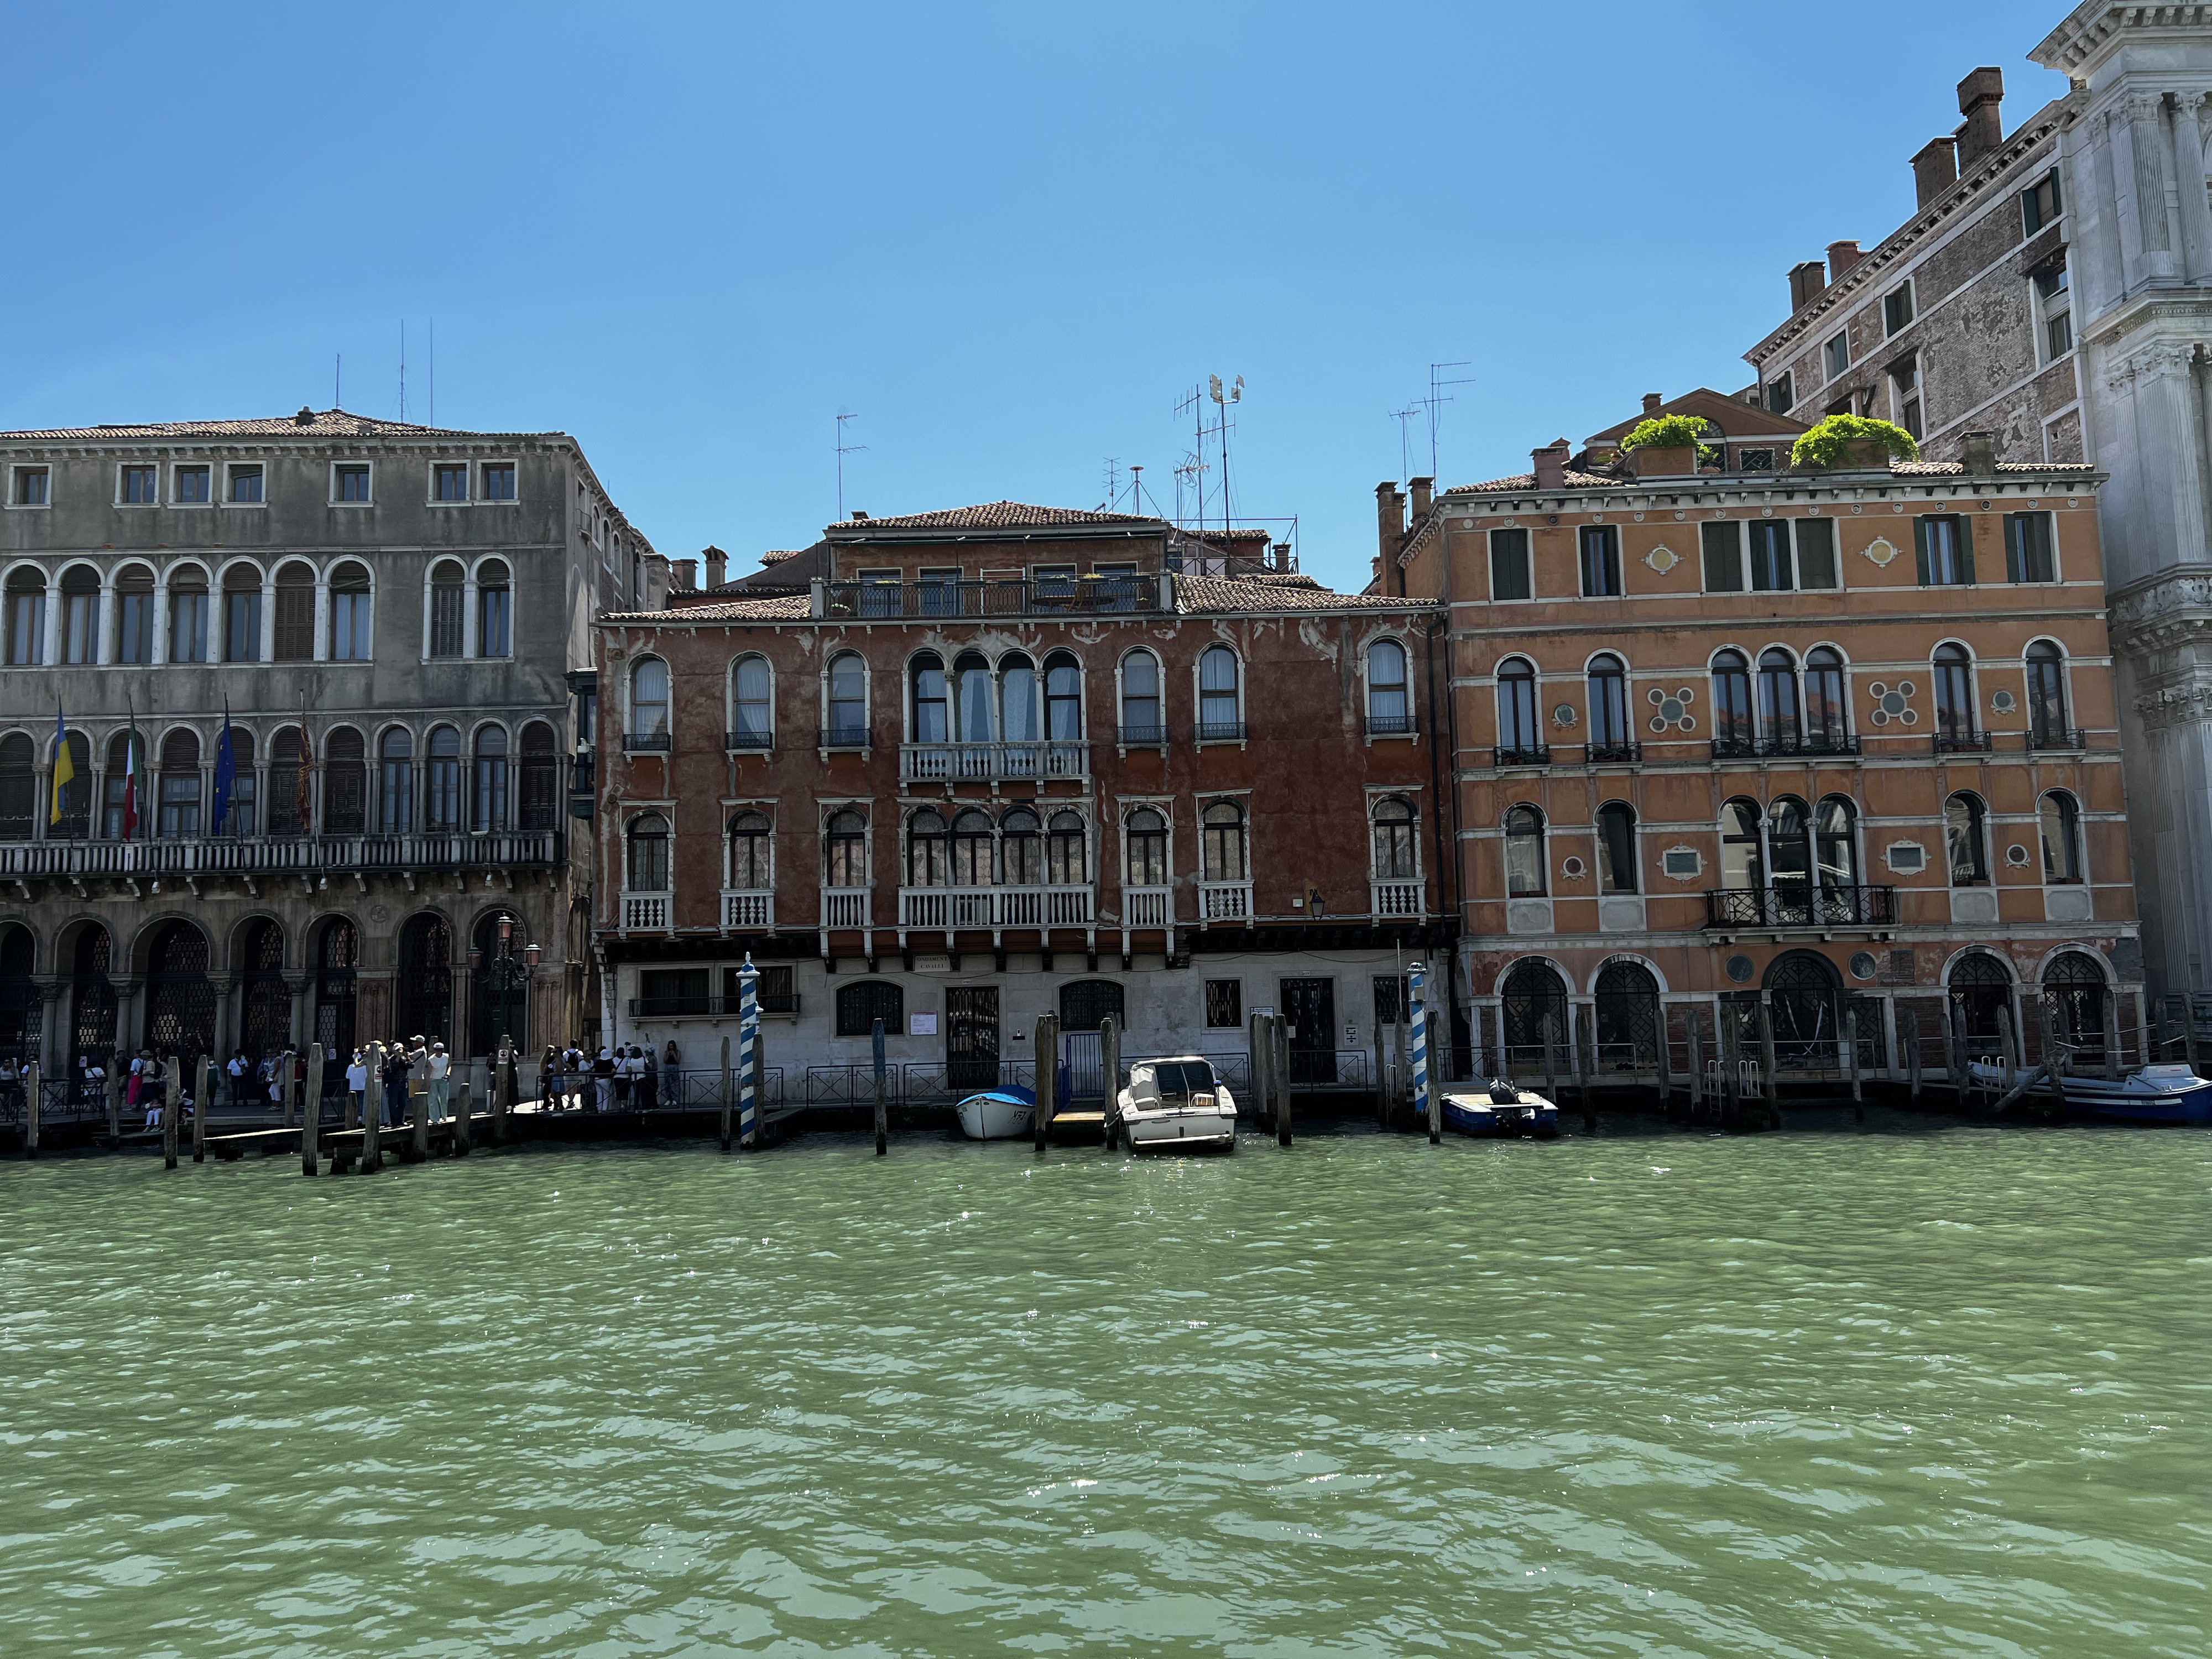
[111,978,144,1060]
[41,573,61,666]
[32,980,62,1075]
[258,577,277,663]
[2171,93,2212,285]
[2124,93,2179,283]
[29,759,48,842]
[286,976,313,1061]
[150,577,170,666]
[312,577,330,663]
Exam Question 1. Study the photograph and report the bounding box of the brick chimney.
[1956,67,2004,168]
[1788,260,1828,312]
[671,557,698,591]
[1532,441,1569,491]
[1641,392,1663,414]
[1959,429,1999,476]
[703,545,727,588]
[1408,476,1434,521]
[1375,481,1406,579]
[1912,136,1958,208]
[1827,239,1864,280]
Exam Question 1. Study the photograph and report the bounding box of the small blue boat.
[1441,1083,1560,1139]
[956,1086,1036,1140]
[1968,1061,2212,1125]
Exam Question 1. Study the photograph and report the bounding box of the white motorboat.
[956,1087,1036,1140]
[1965,1060,2212,1125]
[1114,1056,1237,1152]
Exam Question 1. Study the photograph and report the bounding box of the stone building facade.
[592,504,1449,1102]
[1378,411,2140,1082]
[0,409,659,1079]
[1740,4,2212,999]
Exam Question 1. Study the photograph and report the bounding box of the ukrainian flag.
[49,703,72,825]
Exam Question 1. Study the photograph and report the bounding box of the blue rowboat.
[1441,1083,1560,1139]
[956,1087,1035,1140]
[1968,1061,2212,1125]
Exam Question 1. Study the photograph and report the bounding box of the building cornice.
[2033,3,2212,77]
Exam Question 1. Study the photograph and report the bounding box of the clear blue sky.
[2,2,2068,593]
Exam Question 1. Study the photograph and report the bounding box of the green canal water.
[2,1119,2206,1658]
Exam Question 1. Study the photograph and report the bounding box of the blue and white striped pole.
[1411,960,1436,1143]
[738,953,758,1150]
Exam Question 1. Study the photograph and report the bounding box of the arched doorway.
[397,914,454,1044]
[315,918,359,1063]
[1948,951,2012,1046]
[144,921,216,1061]
[1500,960,1568,1066]
[0,924,38,1067]
[2042,951,2107,1068]
[1764,951,1842,1071]
[471,910,529,1055]
[69,926,117,1066]
[238,919,290,1061]
[1593,959,1660,1070]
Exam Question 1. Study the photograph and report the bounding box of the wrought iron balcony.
[724,728,774,751]
[1491,744,1552,767]
[821,575,1159,619]
[1365,712,1419,737]
[1585,740,1642,764]
[1710,733,1861,759]
[1195,720,1246,743]
[1933,729,1994,754]
[1703,884,1898,928]
[622,731,673,753]
[818,726,871,750]
[0,831,565,879]
[2029,726,2085,752]
[899,740,1089,782]
[1117,723,1168,747]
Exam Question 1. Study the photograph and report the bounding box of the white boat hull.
[1124,1109,1236,1149]
[956,1094,1035,1140]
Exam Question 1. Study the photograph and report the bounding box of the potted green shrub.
[1621,414,1719,478]
[1789,413,1919,472]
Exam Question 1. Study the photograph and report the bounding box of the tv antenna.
[398,321,407,421]
[836,410,867,518]
[1208,374,1243,535]
[1424,360,1474,477]
[1387,403,1423,486]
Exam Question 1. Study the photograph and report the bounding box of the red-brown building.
[592,503,1446,1100]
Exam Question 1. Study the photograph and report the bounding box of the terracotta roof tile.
[1444,469,1623,494]
[608,593,811,623]
[0,407,525,441]
[834,500,1163,532]
[1175,575,1431,614]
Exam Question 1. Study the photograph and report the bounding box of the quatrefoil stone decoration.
[1646,684,1696,733]
[1867,680,1918,726]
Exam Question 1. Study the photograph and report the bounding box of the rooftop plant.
[1790,413,1919,469]
[1621,413,1719,465]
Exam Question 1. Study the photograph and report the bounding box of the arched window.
[1001,653,1040,745]
[477,558,512,657]
[1804,647,1848,749]
[116,564,155,664]
[1949,951,2011,1044]
[836,979,903,1038]
[1711,650,1752,753]
[1766,795,1811,919]
[1595,801,1637,893]
[1368,639,1411,733]
[1933,643,1975,745]
[1048,810,1087,885]
[274,560,315,661]
[630,657,670,747]
[398,914,453,1044]
[824,809,867,887]
[218,726,257,836]
[1126,807,1167,885]
[1765,950,1843,1070]
[428,559,465,658]
[330,561,372,660]
[1945,791,1989,885]
[1587,653,1629,752]
[2043,951,2108,1064]
[144,920,215,1059]
[168,566,210,662]
[425,725,462,831]
[1721,797,1763,891]
[1119,650,1161,743]
[728,810,772,889]
[1496,657,1540,757]
[1756,648,1800,749]
[238,918,290,1058]
[626,812,670,891]
[473,726,508,831]
[827,651,867,744]
[326,727,366,835]
[1201,801,1246,881]
[1594,960,1661,1067]
[1058,979,1124,1032]
[1815,796,1857,890]
[158,729,201,837]
[951,808,994,885]
[728,655,772,748]
[1045,651,1083,740]
[518,722,557,832]
[1372,796,1417,879]
[906,808,948,886]
[59,565,100,665]
[1505,804,1546,896]
[69,924,117,1064]
[0,733,32,837]
[0,924,33,1065]
[954,651,993,742]
[2039,790,2083,883]
[101,731,135,838]
[1198,645,1241,740]
[1500,959,1568,1055]
[2026,640,2069,747]
[4,568,46,665]
[379,728,414,833]
[910,653,948,744]
[1002,807,1042,885]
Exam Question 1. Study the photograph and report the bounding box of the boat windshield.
[1151,1060,1217,1098]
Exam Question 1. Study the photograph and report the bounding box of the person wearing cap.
[382,1043,411,1127]
[427,1040,451,1120]
[594,1045,615,1112]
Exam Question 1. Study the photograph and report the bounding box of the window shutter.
[1958,515,1976,585]
[1700,523,1741,592]
[1914,517,1931,586]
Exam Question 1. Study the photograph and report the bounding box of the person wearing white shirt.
[346,1051,369,1123]
[427,1041,452,1120]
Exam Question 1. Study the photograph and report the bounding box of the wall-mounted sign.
[909,1013,937,1036]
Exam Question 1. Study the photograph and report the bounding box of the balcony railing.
[1196,720,1246,743]
[722,889,774,929]
[1933,729,1994,754]
[1117,723,1168,747]
[620,891,670,932]
[899,740,1089,782]
[1199,880,1253,921]
[623,731,673,753]
[1491,744,1551,767]
[0,831,565,879]
[898,885,1093,928]
[1123,885,1172,927]
[1710,733,1861,759]
[724,728,774,751]
[2029,727,2085,752]
[627,991,802,1018]
[821,887,870,928]
[822,575,1158,619]
[1365,712,1419,737]
[818,726,871,750]
[1585,740,1642,764]
[1703,884,1898,928]
[1371,879,1424,919]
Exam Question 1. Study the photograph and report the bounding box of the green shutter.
[1959,515,1976,585]
[1914,517,1931,586]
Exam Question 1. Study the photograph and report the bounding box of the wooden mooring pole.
[1372,1019,1387,1127]
[719,1033,733,1152]
[362,1041,384,1172]
[1393,1013,1410,1128]
[302,1043,324,1175]
[1756,1000,1779,1129]
[1686,1006,1704,1119]
[2103,989,2121,1081]
[1033,1013,1058,1151]
[23,1061,38,1160]
[872,1016,888,1157]
[739,955,759,1151]
[1905,1009,1923,1103]
[410,1052,430,1162]
[2041,1000,2070,1120]
[161,1063,179,1170]
[1845,1008,1863,1119]
[1100,1015,1121,1151]
[1411,963,1438,1145]
[105,1061,119,1145]
[1271,1011,1293,1147]
[194,1057,211,1163]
